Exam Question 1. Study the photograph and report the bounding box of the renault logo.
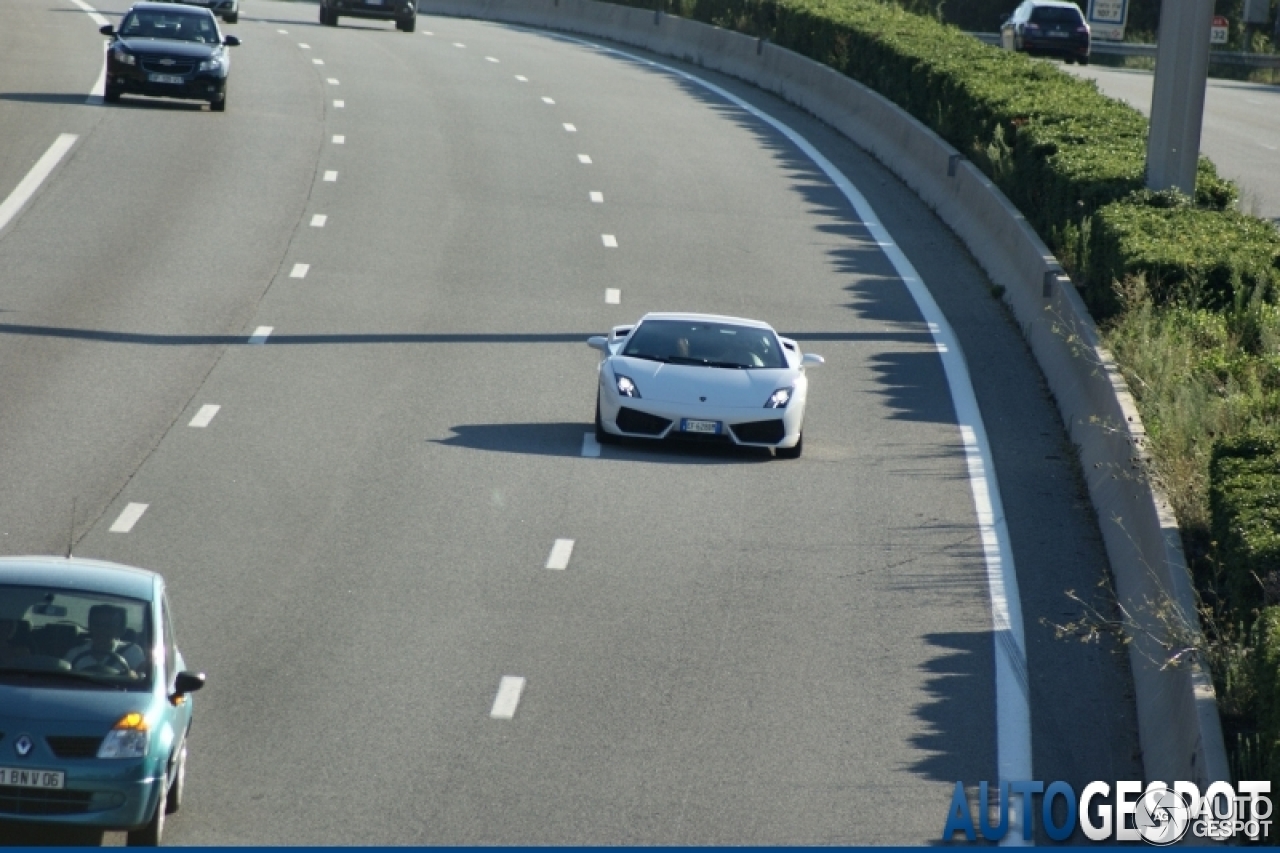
[14,735,33,758]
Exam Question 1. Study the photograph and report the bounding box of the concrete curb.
[419,0,1231,790]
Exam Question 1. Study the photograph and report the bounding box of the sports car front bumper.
[597,377,804,449]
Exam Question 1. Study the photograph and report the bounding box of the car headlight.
[615,374,640,398]
[764,387,793,409]
[198,57,223,71]
[96,712,149,759]
[111,47,136,65]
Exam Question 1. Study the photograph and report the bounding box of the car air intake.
[615,407,671,436]
[46,736,103,759]
[730,419,786,444]
[0,787,95,816]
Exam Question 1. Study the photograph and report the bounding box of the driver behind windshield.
[65,604,145,674]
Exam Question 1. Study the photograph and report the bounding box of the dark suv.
[319,0,416,31]
[1001,0,1090,64]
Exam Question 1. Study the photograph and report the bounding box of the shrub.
[1210,432,1280,615]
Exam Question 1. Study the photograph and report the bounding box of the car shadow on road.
[0,93,99,106]
[433,422,772,464]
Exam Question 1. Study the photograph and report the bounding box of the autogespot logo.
[942,780,1273,844]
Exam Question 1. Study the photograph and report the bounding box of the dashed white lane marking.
[453,42,465,47]
[515,74,527,82]
[298,42,310,48]
[326,78,339,85]
[277,28,287,33]
[1261,143,1278,151]
[189,405,221,428]
[290,263,310,279]
[310,214,327,227]
[542,96,555,104]
[323,170,338,181]
[545,538,575,570]
[563,123,577,132]
[486,56,499,62]
[0,134,77,235]
[605,288,621,304]
[601,234,617,248]
[578,154,592,164]
[249,326,273,344]
[109,503,148,533]
[422,30,433,34]
[312,58,324,65]
[68,0,109,28]
[489,676,526,720]
[332,135,345,144]
[581,432,601,457]
[333,99,344,108]
[590,191,603,203]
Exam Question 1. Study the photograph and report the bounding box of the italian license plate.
[681,418,720,434]
[0,767,65,790]
[148,73,184,85]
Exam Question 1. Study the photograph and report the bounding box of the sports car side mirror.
[587,336,608,352]
[99,24,115,35]
[224,35,241,46]
[802,353,824,366]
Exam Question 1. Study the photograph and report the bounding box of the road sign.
[1088,0,1129,42]
[1211,15,1229,44]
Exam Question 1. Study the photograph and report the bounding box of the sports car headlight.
[615,374,640,398]
[198,57,223,71]
[764,387,793,409]
[97,712,150,759]
[111,47,136,65]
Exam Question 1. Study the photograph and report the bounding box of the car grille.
[615,407,670,436]
[0,786,94,816]
[730,419,786,444]
[140,58,196,75]
[46,736,101,759]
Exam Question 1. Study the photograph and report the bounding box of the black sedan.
[100,3,240,111]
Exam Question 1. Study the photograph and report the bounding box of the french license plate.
[681,418,720,434]
[366,0,383,6]
[148,73,184,85]
[0,767,65,790]
[1048,30,1068,37]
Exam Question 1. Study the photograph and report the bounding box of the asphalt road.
[1061,61,1280,222]
[0,0,1140,843]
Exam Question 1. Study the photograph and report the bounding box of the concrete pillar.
[1145,0,1214,196]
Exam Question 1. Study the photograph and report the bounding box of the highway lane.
[1061,62,1280,222]
[1,0,1138,843]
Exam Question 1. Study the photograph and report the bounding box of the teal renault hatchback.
[0,556,205,845]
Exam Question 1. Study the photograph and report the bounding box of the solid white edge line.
[310,214,327,227]
[249,325,273,344]
[490,676,525,719]
[581,432,601,457]
[290,263,309,278]
[545,538,574,570]
[109,503,148,533]
[605,288,621,304]
[0,134,78,236]
[68,0,109,27]
[548,33,1033,810]
[189,404,221,428]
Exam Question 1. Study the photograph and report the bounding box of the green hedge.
[1210,432,1280,614]
[1252,606,1280,788]
[1088,202,1280,317]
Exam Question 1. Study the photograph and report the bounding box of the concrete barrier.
[420,0,1231,790]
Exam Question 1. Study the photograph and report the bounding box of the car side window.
[161,594,177,682]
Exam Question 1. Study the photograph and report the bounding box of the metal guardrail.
[969,31,1280,68]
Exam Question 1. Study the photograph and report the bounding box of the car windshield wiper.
[705,361,748,369]
[622,353,670,363]
[0,666,108,684]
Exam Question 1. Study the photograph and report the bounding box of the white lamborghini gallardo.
[588,312,823,459]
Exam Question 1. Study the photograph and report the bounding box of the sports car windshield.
[0,585,153,688]
[120,10,221,42]
[621,319,786,369]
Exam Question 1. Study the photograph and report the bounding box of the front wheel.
[104,85,121,103]
[594,398,618,445]
[776,434,803,459]
[165,745,187,815]
[223,10,238,23]
[126,774,167,847]
[396,14,416,31]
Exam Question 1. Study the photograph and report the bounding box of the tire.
[104,86,121,103]
[165,745,186,815]
[594,397,618,445]
[396,14,415,31]
[320,6,333,25]
[211,89,226,112]
[776,434,803,459]
[126,772,167,847]
[1079,55,1089,66]
[223,10,238,23]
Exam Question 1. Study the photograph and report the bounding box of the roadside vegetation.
[604,0,1280,788]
